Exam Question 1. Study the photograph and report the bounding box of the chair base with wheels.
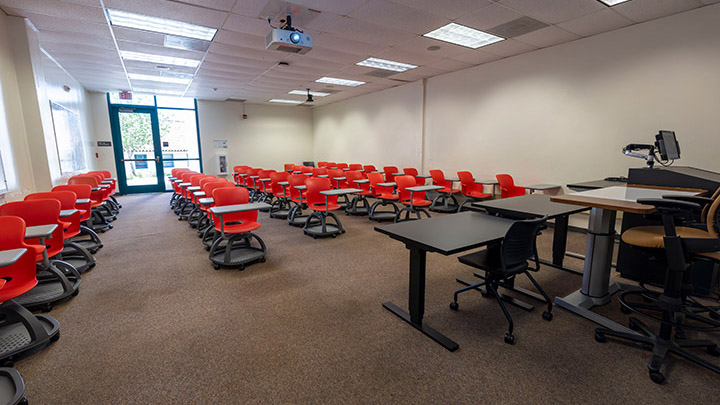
[0,300,60,366]
[369,199,399,222]
[346,195,370,216]
[69,225,103,254]
[430,193,459,213]
[17,259,82,312]
[394,206,431,222]
[303,211,344,238]
[58,241,96,273]
[209,233,267,270]
[287,203,321,227]
[0,367,26,405]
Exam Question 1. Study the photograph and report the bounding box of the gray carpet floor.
[16,193,720,403]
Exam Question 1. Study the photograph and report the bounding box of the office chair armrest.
[682,237,720,254]
[636,198,701,214]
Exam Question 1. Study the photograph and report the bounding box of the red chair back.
[328,169,346,188]
[212,187,257,225]
[383,166,399,183]
[26,191,82,238]
[396,175,425,203]
[305,177,336,208]
[288,174,308,202]
[53,184,92,221]
[496,174,525,198]
[457,171,475,194]
[270,172,289,196]
[368,172,393,197]
[312,167,328,177]
[283,163,294,172]
[345,171,369,193]
[403,167,424,186]
[363,165,377,173]
[0,216,39,301]
[336,163,348,170]
[348,164,362,171]
[0,199,65,260]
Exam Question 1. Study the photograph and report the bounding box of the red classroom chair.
[429,169,460,212]
[395,175,433,222]
[367,172,399,222]
[457,171,492,211]
[303,177,345,238]
[496,174,526,199]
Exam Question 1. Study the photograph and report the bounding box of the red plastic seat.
[344,170,371,216]
[306,177,340,212]
[212,187,260,234]
[328,169,347,189]
[429,169,460,212]
[383,166,399,183]
[457,171,492,211]
[363,165,378,173]
[312,167,328,177]
[348,164,363,171]
[367,172,400,221]
[429,170,458,194]
[395,175,432,222]
[0,216,39,300]
[53,184,92,222]
[403,168,425,186]
[336,163,349,170]
[496,174,526,199]
[286,173,311,226]
[0,199,65,262]
[25,191,81,238]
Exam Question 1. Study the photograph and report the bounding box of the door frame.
[109,105,165,194]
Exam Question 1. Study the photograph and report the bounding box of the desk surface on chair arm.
[0,248,27,268]
[24,224,58,239]
[210,202,271,215]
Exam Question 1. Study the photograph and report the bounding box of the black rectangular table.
[375,212,516,351]
[567,179,626,192]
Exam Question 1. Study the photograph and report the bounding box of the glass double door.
[110,106,201,194]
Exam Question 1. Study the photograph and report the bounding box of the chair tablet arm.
[661,195,713,207]
[636,198,701,213]
[682,237,720,255]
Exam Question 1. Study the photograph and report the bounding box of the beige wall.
[312,5,720,187]
[197,100,314,174]
[313,82,423,170]
[0,14,96,202]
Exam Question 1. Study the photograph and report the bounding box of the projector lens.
[289,32,301,44]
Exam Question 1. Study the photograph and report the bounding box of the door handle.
[155,156,161,163]
[120,158,125,162]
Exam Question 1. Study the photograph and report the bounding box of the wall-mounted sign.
[119,91,132,100]
[213,139,228,149]
[163,141,169,147]
[97,141,112,147]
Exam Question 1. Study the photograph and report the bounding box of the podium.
[617,166,720,292]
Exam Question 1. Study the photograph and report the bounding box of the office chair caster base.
[504,333,516,345]
[542,311,553,321]
[449,302,458,311]
[649,370,666,385]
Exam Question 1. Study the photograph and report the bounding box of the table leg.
[538,215,583,276]
[383,246,459,351]
[555,207,634,333]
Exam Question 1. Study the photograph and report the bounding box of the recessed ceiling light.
[121,50,200,68]
[107,9,217,41]
[597,0,632,5]
[423,23,504,49]
[356,57,418,72]
[134,88,184,95]
[315,77,365,87]
[269,99,303,104]
[289,90,330,97]
[128,73,191,84]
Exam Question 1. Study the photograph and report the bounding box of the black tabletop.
[566,179,625,191]
[470,194,589,219]
[375,212,515,255]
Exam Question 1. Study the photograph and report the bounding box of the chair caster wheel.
[480,289,489,297]
[178,218,183,221]
[649,370,666,384]
[205,246,210,251]
[0,358,14,368]
[331,235,336,238]
[238,266,245,271]
[620,305,631,314]
[629,319,641,331]
[72,289,80,297]
[19,397,27,405]
[50,332,60,342]
[594,331,607,343]
[40,304,52,313]
[707,345,720,357]
[504,333,516,345]
[213,264,220,270]
[542,311,553,321]
[260,258,266,263]
[449,302,459,311]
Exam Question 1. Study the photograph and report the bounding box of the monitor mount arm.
[622,143,656,168]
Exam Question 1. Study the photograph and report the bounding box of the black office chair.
[451,216,552,344]
[595,198,720,384]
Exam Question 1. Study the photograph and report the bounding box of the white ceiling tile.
[23,12,110,36]
[214,30,267,49]
[313,33,386,55]
[282,54,347,71]
[37,30,115,49]
[389,66,449,82]
[296,11,344,31]
[612,0,704,23]
[481,38,537,57]
[388,0,494,20]
[373,47,445,66]
[556,8,634,37]
[392,36,469,60]
[204,53,277,70]
[201,61,268,76]
[174,0,237,12]
[455,3,525,31]
[222,13,271,36]
[302,46,366,64]
[424,58,475,72]
[103,0,228,28]
[231,0,284,17]
[209,42,285,61]
[700,0,720,4]
[117,40,205,60]
[124,61,196,75]
[497,0,605,24]
[0,0,106,22]
[323,17,416,47]
[514,25,581,48]
[278,0,370,16]
[348,0,451,35]
[450,50,503,65]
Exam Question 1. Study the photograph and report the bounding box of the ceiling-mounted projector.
[266,28,312,54]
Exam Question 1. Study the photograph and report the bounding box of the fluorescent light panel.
[269,99,303,104]
[315,77,365,87]
[128,73,191,84]
[597,0,631,5]
[107,9,217,41]
[423,23,503,49]
[356,57,417,72]
[289,90,330,97]
[134,88,183,95]
[120,50,200,68]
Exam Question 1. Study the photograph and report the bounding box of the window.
[50,101,87,174]
[109,92,155,106]
[134,153,148,169]
[162,153,174,168]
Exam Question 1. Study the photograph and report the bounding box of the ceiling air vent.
[364,69,397,78]
[487,16,548,38]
